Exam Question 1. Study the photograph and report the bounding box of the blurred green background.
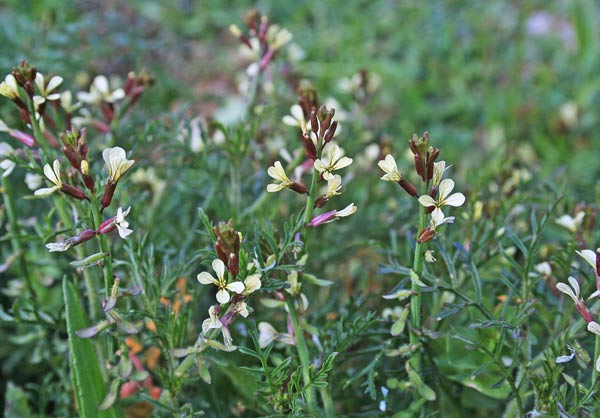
[1,0,598,194]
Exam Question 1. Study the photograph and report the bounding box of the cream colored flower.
[432,161,450,187]
[418,179,465,225]
[556,212,585,233]
[556,276,581,304]
[323,172,342,199]
[267,161,292,192]
[197,259,245,304]
[60,91,82,114]
[34,160,63,196]
[282,104,307,132]
[114,207,133,239]
[102,147,134,183]
[0,142,16,177]
[266,24,292,51]
[77,75,125,104]
[201,306,222,335]
[33,73,63,106]
[314,143,353,174]
[0,74,19,99]
[378,154,402,182]
[243,274,262,296]
[258,322,277,348]
[577,249,597,273]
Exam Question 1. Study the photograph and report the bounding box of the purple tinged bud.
[306,210,337,227]
[10,130,36,147]
[324,121,337,143]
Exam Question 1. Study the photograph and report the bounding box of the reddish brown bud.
[101,181,117,210]
[61,183,87,201]
[313,195,328,208]
[417,227,437,243]
[228,253,239,277]
[398,178,418,197]
[10,130,36,147]
[301,133,317,160]
[101,102,115,123]
[324,121,337,143]
[63,145,80,169]
[289,182,308,195]
[310,110,319,134]
[82,174,95,191]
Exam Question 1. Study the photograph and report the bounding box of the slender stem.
[410,182,428,375]
[303,167,319,228]
[245,66,263,119]
[90,196,113,296]
[594,334,600,385]
[286,297,317,411]
[320,386,335,417]
[2,176,41,316]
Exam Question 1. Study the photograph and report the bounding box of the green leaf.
[63,278,123,418]
[4,382,32,418]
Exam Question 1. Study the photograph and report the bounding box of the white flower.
[336,202,357,217]
[267,161,292,192]
[0,74,19,99]
[235,301,250,318]
[197,259,245,304]
[60,91,82,114]
[45,241,72,252]
[33,73,63,106]
[323,172,342,199]
[556,276,581,304]
[201,306,222,335]
[282,104,307,132]
[34,160,63,196]
[77,75,125,104]
[424,250,436,263]
[258,322,278,348]
[534,261,552,277]
[378,154,402,182]
[115,207,133,238]
[25,173,43,190]
[577,249,597,273]
[102,147,134,183]
[418,179,465,225]
[314,143,353,174]
[588,321,600,336]
[0,142,16,177]
[432,161,450,187]
[243,274,262,296]
[556,212,585,233]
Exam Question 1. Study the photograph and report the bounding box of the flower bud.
[324,121,337,143]
[417,227,437,243]
[101,181,117,210]
[61,183,87,200]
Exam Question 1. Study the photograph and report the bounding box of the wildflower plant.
[4,4,600,418]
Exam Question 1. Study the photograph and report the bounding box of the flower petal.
[212,258,226,279]
[444,192,465,207]
[197,272,217,285]
[47,76,63,93]
[577,249,597,272]
[438,179,455,200]
[216,288,231,304]
[418,195,436,207]
[567,276,580,297]
[226,281,245,294]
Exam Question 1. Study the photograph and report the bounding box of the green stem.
[245,65,263,119]
[594,334,600,386]
[320,386,335,417]
[2,176,40,316]
[410,183,428,375]
[90,197,113,296]
[286,297,317,412]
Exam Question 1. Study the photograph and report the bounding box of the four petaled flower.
[34,160,63,196]
[197,259,245,304]
[33,73,63,106]
[267,161,293,192]
[314,143,353,174]
[418,179,465,225]
[103,147,135,183]
[378,154,402,182]
[201,306,222,335]
[77,75,125,105]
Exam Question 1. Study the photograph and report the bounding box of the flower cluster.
[378,133,465,243]
[197,221,263,346]
[230,10,292,70]
[556,249,600,371]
